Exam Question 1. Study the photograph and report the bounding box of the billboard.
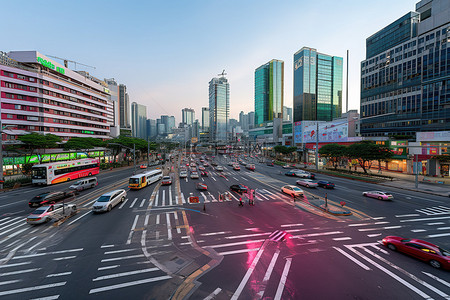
[302,121,348,143]
[293,121,303,144]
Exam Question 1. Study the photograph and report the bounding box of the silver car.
[296,179,318,188]
[92,189,127,213]
[27,203,77,225]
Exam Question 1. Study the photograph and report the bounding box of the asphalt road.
[0,156,449,299]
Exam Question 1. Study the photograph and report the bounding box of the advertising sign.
[302,121,348,143]
[294,121,302,145]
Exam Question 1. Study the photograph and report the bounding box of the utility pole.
[133,143,136,175]
[315,121,319,171]
[346,50,349,113]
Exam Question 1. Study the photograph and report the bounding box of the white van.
[69,177,98,191]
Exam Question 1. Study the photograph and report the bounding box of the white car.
[215,165,224,171]
[362,191,394,200]
[92,189,127,213]
[281,185,304,197]
[179,171,188,178]
[27,203,77,225]
[296,179,318,188]
[190,172,199,179]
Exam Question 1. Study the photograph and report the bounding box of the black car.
[28,191,76,208]
[317,181,335,189]
[230,184,248,194]
[285,171,297,176]
[266,162,274,166]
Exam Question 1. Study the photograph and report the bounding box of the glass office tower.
[293,47,342,122]
[254,59,284,126]
[209,76,229,141]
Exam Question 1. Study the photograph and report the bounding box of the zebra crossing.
[415,206,450,216]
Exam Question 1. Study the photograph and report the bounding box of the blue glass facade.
[293,47,342,122]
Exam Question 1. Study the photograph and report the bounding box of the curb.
[293,200,352,216]
[376,182,449,198]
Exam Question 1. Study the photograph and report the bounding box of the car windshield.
[96,196,111,202]
[129,178,139,184]
[72,182,82,186]
[31,209,46,215]
[293,187,302,192]
[163,177,170,180]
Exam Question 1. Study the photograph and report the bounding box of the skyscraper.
[182,108,195,126]
[167,116,175,134]
[118,84,131,129]
[209,76,229,142]
[283,106,292,122]
[254,59,284,126]
[131,102,147,139]
[146,119,157,139]
[201,107,209,132]
[293,47,343,122]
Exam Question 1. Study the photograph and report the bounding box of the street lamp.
[108,142,136,175]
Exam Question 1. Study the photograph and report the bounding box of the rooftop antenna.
[218,69,227,77]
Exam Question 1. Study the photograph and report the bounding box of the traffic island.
[295,194,352,216]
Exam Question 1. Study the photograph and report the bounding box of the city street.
[0,157,449,299]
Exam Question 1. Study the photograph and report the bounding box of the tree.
[319,143,347,169]
[63,137,105,158]
[274,145,296,155]
[346,141,393,174]
[17,133,61,164]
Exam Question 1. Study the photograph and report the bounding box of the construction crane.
[45,55,96,70]
[218,69,227,77]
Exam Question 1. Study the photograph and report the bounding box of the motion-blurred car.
[382,236,450,269]
[295,171,315,179]
[27,203,77,225]
[283,164,292,169]
[285,171,297,177]
[92,189,126,213]
[201,171,208,177]
[246,164,255,171]
[239,161,247,166]
[230,184,248,194]
[317,181,335,189]
[296,179,318,188]
[266,162,274,166]
[162,176,172,185]
[28,191,76,208]
[179,171,188,178]
[281,185,304,197]
[190,172,199,179]
[198,166,205,171]
[362,191,393,200]
[211,161,218,166]
[215,165,224,171]
[196,183,208,190]
[233,165,241,171]
[139,164,148,169]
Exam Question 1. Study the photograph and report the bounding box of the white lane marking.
[363,247,450,299]
[12,248,83,260]
[231,242,267,300]
[46,272,72,277]
[290,231,343,239]
[427,232,450,238]
[156,214,160,225]
[427,222,445,225]
[83,199,97,207]
[400,216,450,223]
[0,279,21,286]
[180,242,192,246]
[421,271,450,288]
[218,248,260,256]
[0,261,31,269]
[371,217,386,220]
[333,247,371,270]
[257,193,270,201]
[126,215,139,245]
[162,190,166,207]
[166,213,172,240]
[225,232,271,239]
[88,276,171,294]
[173,212,181,234]
[0,217,12,225]
[101,254,145,263]
[169,188,173,205]
[256,249,280,299]
[212,177,216,181]
[437,227,450,230]
[367,233,382,237]
[0,268,40,276]
[118,198,129,209]
[144,215,149,226]
[346,246,431,299]
[181,193,186,204]
[280,224,303,228]
[67,211,91,226]
[129,198,138,208]
[395,214,420,217]
[348,223,374,227]
[204,288,222,300]
[98,265,120,271]
[0,219,26,235]
[333,237,352,241]
[242,177,248,181]
[358,226,402,232]
[0,281,66,296]
[274,258,292,300]
[207,239,265,249]
[53,256,76,261]
[229,193,239,201]
[200,231,231,236]
[104,249,137,255]
[201,192,210,203]
[155,191,159,206]
[29,294,60,300]
[139,199,146,208]
[232,177,238,181]
[100,245,114,248]
[92,268,159,281]
[411,229,427,233]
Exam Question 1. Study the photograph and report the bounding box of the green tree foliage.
[346,141,393,173]
[63,137,105,157]
[319,143,347,169]
[274,145,297,155]
[17,133,61,164]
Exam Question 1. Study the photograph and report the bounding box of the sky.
[1,0,418,123]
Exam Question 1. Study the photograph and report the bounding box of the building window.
[15,105,22,109]
[6,114,13,119]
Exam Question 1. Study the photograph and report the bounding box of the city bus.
[129,169,163,190]
[32,158,100,185]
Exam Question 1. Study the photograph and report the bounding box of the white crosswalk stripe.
[416,206,450,216]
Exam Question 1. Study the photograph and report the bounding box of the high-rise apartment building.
[254,59,284,126]
[248,112,255,129]
[209,76,229,141]
[118,84,131,129]
[182,108,195,126]
[360,0,450,137]
[201,107,209,132]
[283,106,292,122]
[131,102,147,139]
[293,47,343,122]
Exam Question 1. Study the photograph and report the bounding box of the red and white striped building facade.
[0,51,114,142]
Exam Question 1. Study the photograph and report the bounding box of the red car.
[382,236,450,269]
[201,171,208,177]
[196,183,208,190]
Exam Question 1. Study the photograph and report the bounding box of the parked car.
[382,236,450,269]
[69,177,98,192]
[179,171,188,178]
[28,191,75,208]
[362,191,393,200]
[246,164,255,171]
[233,165,241,171]
[162,176,172,185]
[190,172,199,179]
[92,189,126,213]
[230,184,248,194]
[317,181,335,189]
[296,179,318,188]
[215,165,224,172]
[27,203,77,225]
[196,183,208,190]
[281,185,304,197]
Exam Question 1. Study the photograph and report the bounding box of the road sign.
[188,196,199,203]
[191,137,198,143]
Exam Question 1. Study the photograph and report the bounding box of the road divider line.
[333,247,371,270]
[166,213,172,240]
[101,254,145,263]
[126,215,139,245]
[274,258,292,300]
[169,188,173,206]
[0,281,66,297]
[204,288,222,300]
[92,267,159,281]
[67,211,91,226]
[256,249,280,299]
[89,276,171,294]
[218,248,259,256]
